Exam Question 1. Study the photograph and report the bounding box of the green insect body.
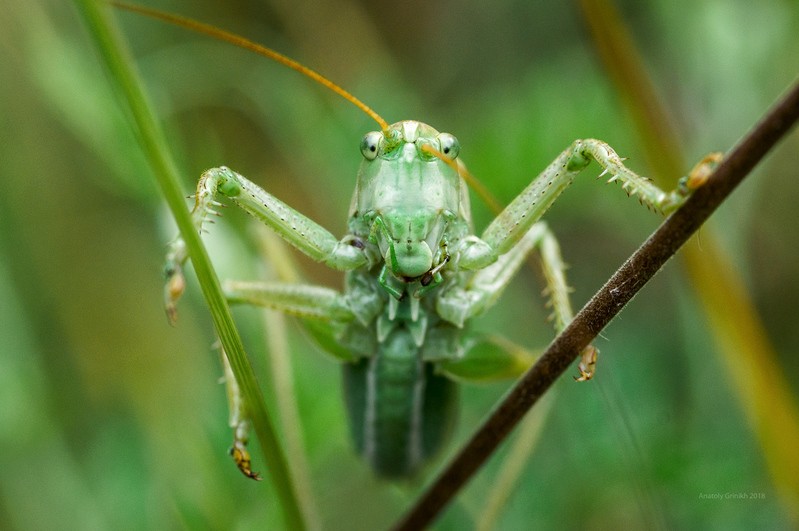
[114,2,709,480]
[340,122,464,476]
[166,118,704,478]
[342,333,458,478]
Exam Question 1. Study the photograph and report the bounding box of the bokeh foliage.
[1,0,798,529]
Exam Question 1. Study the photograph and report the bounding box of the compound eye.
[437,133,460,160]
[360,131,383,160]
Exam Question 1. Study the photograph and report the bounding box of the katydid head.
[355,121,465,285]
[115,4,483,290]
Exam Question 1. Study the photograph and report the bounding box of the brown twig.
[391,80,799,531]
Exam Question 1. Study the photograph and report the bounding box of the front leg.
[165,166,369,321]
[446,143,715,378]
[456,140,711,270]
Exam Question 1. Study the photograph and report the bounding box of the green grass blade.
[72,1,306,528]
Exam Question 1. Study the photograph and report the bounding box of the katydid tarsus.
[118,3,710,479]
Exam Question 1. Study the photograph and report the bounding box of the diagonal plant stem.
[73,1,306,529]
[392,80,799,531]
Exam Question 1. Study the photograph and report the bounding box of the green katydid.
[118,3,710,479]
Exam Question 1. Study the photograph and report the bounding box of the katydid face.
[354,121,463,282]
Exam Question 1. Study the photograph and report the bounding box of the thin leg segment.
[164,167,368,321]
[457,139,703,270]
[223,279,355,323]
[223,279,364,362]
[176,166,367,268]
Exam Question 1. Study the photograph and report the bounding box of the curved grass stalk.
[73,1,305,529]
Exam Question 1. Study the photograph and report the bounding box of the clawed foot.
[574,345,598,382]
[164,266,185,326]
[680,152,723,194]
[229,438,262,481]
[163,258,186,326]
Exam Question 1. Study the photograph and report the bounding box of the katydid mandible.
[122,4,709,479]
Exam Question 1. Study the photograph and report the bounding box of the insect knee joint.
[566,151,591,172]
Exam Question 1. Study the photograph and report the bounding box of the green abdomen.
[343,328,457,478]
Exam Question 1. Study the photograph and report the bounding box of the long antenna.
[112,2,390,132]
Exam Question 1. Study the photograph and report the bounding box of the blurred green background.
[2,0,798,529]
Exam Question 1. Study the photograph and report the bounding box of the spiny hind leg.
[533,222,596,381]
[438,221,597,380]
[164,166,369,322]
